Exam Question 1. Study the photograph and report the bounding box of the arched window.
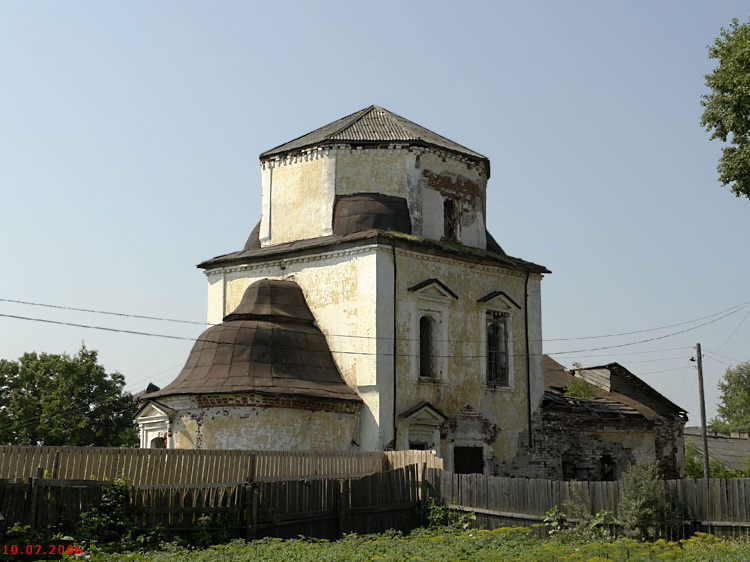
[150,436,166,449]
[487,312,508,386]
[419,316,435,379]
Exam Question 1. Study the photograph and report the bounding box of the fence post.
[337,479,349,537]
[27,467,43,530]
[420,462,427,502]
[245,482,259,541]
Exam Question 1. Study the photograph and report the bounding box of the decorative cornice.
[205,244,380,277]
[260,144,484,176]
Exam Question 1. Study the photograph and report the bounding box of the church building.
[135,105,549,475]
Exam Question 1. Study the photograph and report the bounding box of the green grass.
[89,528,750,562]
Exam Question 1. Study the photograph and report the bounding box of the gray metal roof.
[260,105,490,170]
[684,427,750,471]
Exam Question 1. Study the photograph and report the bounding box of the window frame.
[419,315,436,379]
[486,311,509,387]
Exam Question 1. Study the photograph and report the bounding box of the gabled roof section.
[542,355,687,422]
[134,400,177,419]
[399,401,448,422]
[260,105,490,173]
[408,278,459,300]
[477,290,521,309]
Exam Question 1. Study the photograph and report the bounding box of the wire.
[547,305,747,355]
[3,296,749,344]
[543,300,750,341]
[0,305,744,360]
[716,308,750,352]
[704,349,743,363]
[0,298,208,326]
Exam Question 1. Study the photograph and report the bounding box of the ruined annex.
[135,105,685,477]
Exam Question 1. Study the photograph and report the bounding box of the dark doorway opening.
[454,446,484,474]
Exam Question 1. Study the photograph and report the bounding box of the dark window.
[443,198,458,241]
[454,446,484,474]
[487,312,509,386]
[419,316,435,379]
[600,454,616,481]
[409,441,428,450]
[150,436,166,449]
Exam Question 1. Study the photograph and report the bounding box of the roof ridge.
[326,104,379,139]
[260,106,374,158]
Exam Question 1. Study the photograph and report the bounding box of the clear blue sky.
[1,1,749,425]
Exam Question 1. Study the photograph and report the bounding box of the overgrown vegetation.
[618,459,677,540]
[565,362,595,399]
[87,529,750,561]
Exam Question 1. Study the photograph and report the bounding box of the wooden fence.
[0,446,441,485]
[0,467,423,540]
[428,470,750,537]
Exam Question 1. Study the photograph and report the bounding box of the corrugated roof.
[260,105,490,171]
[684,427,750,471]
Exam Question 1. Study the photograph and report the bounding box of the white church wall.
[392,248,544,472]
[205,245,393,452]
[156,394,359,451]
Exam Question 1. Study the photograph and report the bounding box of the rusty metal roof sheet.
[333,193,412,236]
[260,105,490,174]
[142,280,361,404]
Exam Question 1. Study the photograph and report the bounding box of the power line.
[0,298,207,326]
[547,305,747,355]
[3,296,749,344]
[0,305,744,360]
[716,308,750,352]
[543,300,750,341]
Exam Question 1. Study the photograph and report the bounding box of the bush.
[618,459,674,540]
[77,477,135,547]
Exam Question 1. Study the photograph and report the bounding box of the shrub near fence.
[427,470,750,537]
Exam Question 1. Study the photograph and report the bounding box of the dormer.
[257,105,490,249]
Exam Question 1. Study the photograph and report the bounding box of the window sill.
[485,384,513,392]
[417,377,443,385]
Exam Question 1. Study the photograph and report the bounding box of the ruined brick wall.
[500,407,685,481]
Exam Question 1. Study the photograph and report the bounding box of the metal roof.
[141,279,362,404]
[260,105,490,171]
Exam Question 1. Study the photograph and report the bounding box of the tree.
[700,17,750,201]
[711,362,750,431]
[0,344,138,446]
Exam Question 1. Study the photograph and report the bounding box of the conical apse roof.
[142,279,361,403]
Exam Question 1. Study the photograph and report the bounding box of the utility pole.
[696,343,710,479]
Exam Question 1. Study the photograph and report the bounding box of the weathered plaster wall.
[205,246,392,452]
[258,146,488,250]
[155,393,359,451]
[260,153,329,246]
[393,249,543,473]
[335,149,408,198]
[205,242,543,463]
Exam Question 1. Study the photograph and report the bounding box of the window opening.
[487,311,509,386]
[443,198,458,241]
[419,316,435,379]
[454,446,484,474]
